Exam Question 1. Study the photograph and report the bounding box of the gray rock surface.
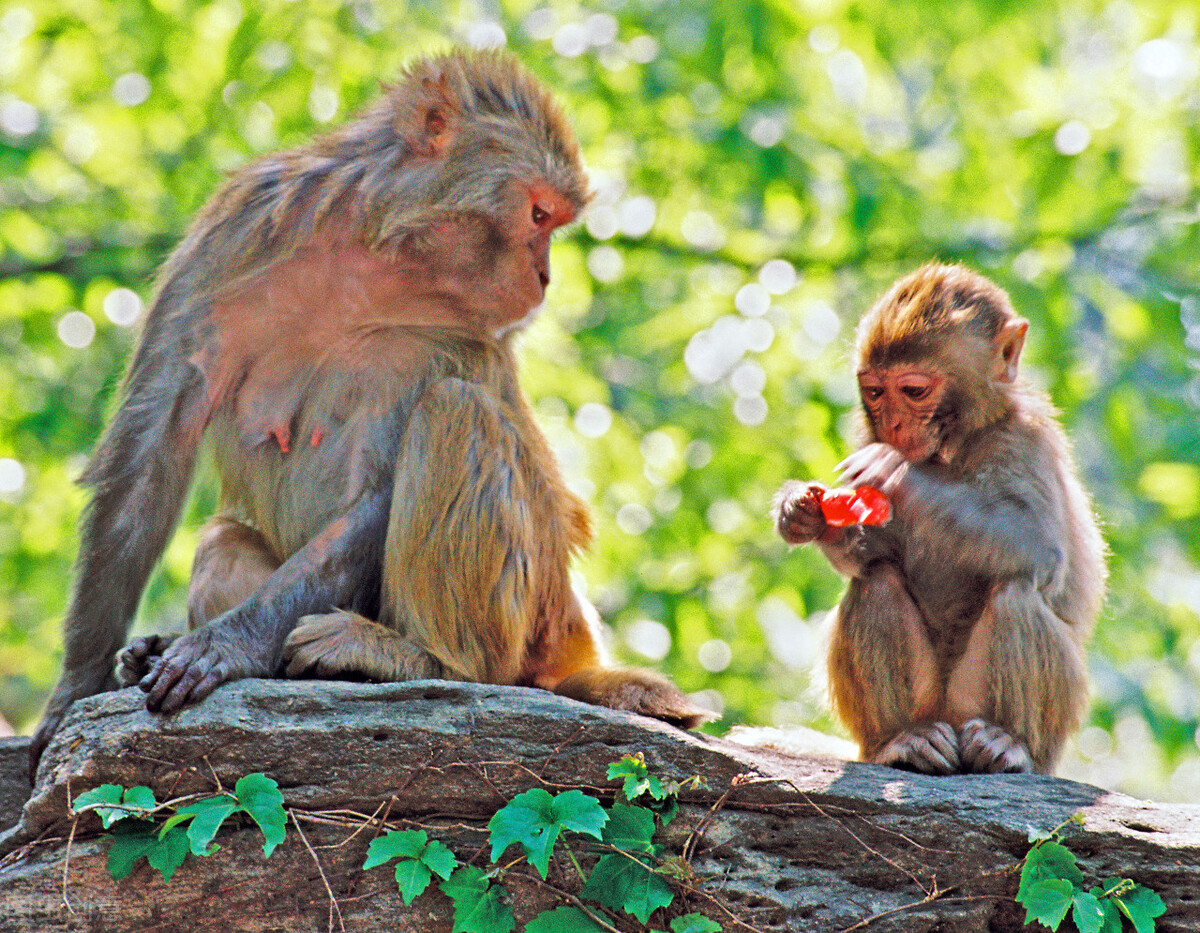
[1,680,1197,932]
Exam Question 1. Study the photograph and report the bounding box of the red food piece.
[853,486,892,525]
[819,486,891,527]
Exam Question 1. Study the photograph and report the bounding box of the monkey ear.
[395,74,457,159]
[990,317,1029,383]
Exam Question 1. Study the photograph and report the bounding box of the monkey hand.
[870,722,961,775]
[837,443,909,496]
[773,480,829,544]
[138,625,268,714]
[958,719,1034,773]
[283,611,440,681]
[117,634,178,686]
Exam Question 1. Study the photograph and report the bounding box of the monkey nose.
[539,270,550,289]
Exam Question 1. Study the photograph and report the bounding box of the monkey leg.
[945,579,1087,774]
[187,517,281,627]
[829,563,960,774]
[138,486,392,714]
[326,377,537,685]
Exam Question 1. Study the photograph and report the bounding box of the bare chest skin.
[186,212,553,558]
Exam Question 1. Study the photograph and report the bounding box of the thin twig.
[834,893,997,932]
[521,873,624,933]
[61,818,77,914]
[290,809,345,933]
[682,777,743,862]
[783,780,933,895]
[537,726,587,779]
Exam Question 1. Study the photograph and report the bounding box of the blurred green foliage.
[0,0,1197,800]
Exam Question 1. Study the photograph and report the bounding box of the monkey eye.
[531,204,551,226]
[861,386,884,402]
[901,385,931,401]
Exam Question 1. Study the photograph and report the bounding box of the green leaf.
[1018,841,1085,903]
[420,838,459,881]
[234,773,286,857]
[608,754,666,802]
[1114,884,1166,933]
[394,858,434,906]
[363,829,457,903]
[1072,891,1106,933]
[581,851,674,924]
[1087,887,1126,933]
[601,804,658,853]
[146,825,191,881]
[364,829,429,869]
[74,784,152,828]
[177,795,239,857]
[523,906,606,932]
[106,821,162,881]
[550,790,610,839]
[671,913,722,933]
[487,788,607,879]
[123,786,158,814]
[440,865,515,933]
[105,821,191,882]
[649,795,680,827]
[1019,879,1074,931]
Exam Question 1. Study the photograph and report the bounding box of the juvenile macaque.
[31,50,707,778]
[775,263,1105,775]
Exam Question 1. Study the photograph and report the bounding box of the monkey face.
[857,365,946,462]
[473,180,577,335]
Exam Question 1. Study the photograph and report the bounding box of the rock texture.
[1,680,1198,932]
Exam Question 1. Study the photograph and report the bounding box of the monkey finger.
[118,634,174,686]
[186,662,231,707]
[837,443,907,491]
[923,721,962,770]
[153,663,208,714]
[143,651,210,713]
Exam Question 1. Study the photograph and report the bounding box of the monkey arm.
[817,524,903,579]
[892,462,1064,591]
[839,440,1064,591]
[140,486,391,714]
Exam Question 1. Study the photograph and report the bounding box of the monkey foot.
[283,611,439,681]
[958,719,1034,773]
[117,634,178,686]
[872,722,961,775]
[553,667,716,730]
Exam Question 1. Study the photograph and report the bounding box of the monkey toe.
[873,722,961,775]
[958,719,1034,774]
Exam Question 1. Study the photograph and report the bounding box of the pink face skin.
[857,366,946,462]
[525,183,576,292]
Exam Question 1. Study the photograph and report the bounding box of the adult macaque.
[31,50,707,778]
[775,263,1105,775]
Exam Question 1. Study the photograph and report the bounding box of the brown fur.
[31,49,705,780]
[776,263,1105,774]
